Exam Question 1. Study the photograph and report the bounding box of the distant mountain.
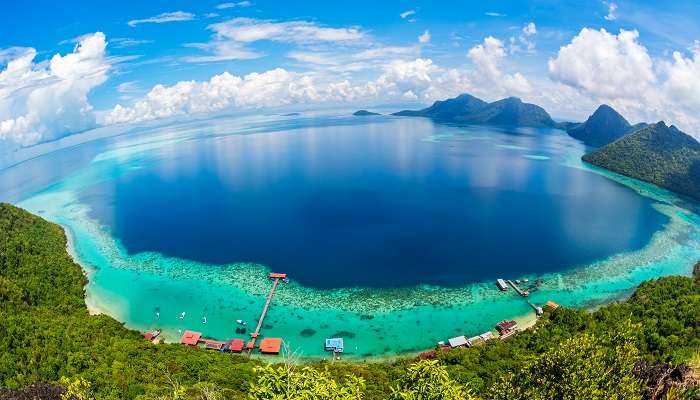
[393,93,487,119]
[353,110,380,116]
[392,94,556,128]
[568,105,633,147]
[583,122,700,200]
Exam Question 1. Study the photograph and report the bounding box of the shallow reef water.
[7,114,700,359]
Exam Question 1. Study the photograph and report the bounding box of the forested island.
[393,94,555,127]
[391,93,700,202]
[0,203,698,399]
[583,122,700,201]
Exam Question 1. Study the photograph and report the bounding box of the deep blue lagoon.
[69,117,667,288]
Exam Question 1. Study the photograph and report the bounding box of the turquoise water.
[4,114,700,359]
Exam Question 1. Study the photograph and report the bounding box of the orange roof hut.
[259,338,282,354]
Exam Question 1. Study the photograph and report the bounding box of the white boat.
[202,316,207,324]
[236,319,247,326]
[180,311,186,319]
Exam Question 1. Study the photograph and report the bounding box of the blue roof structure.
[325,338,344,352]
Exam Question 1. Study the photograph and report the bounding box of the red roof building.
[259,338,282,354]
[496,320,518,333]
[269,272,287,279]
[228,339,245,353]
[180,330,202,346]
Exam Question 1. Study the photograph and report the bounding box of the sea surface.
[1,113,698,359]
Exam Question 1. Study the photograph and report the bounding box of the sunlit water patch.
[3,115,699,359]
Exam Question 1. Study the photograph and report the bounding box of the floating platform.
[496,279,508,291]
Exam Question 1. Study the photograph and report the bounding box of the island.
[353,110,381,116]
[567,104,645,147]
[392,94,556,128]
[582,121,700,200]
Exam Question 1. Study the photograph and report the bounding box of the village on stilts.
[141,272,561,359]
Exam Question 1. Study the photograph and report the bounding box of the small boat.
[283,277,290,283]
[236,319,247,326]
[202,316,207,324]
[180,311,186,320]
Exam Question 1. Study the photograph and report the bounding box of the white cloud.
[128,11,195,27]
[548,29,655,99]
[468,36,532,97]
[183,41,262,62]
[286,46,419,73]
[216,1,252,9]
[659,47,700,126]
[604,2,618,21]
[117,81,139,93]
[548,27,700,136]
[110,37,153,48]
[418,30,431,44]
[400,10,416,19]
[186,18,366,63]
[208,18,364,43]
[105,69,322,124]
[509,22,537,54]
[0,33,109,146]
[104,58,476,125]
[523,22,537,36]
[485,12,506,17]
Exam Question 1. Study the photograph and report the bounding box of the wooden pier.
[507,280,529,297]
[247,273,286,354]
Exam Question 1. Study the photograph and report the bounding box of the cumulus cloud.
[548,29,655,98]
[128,11,195,27]
[418,30,431,44]
[548,27,700,135]
[0,32,109,146]
[468,36,532,97]
[104,58,475,125]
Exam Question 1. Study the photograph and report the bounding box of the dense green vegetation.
[393,94,555,127]
[583,121,700,200]
[567,104,636,147]
[0,203,698,399]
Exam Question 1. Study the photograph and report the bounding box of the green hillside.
[583,122,700,200]
[0,203,698,399]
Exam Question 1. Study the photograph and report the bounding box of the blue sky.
[1,0,700,146]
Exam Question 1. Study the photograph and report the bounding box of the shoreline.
[60,216,550,363]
